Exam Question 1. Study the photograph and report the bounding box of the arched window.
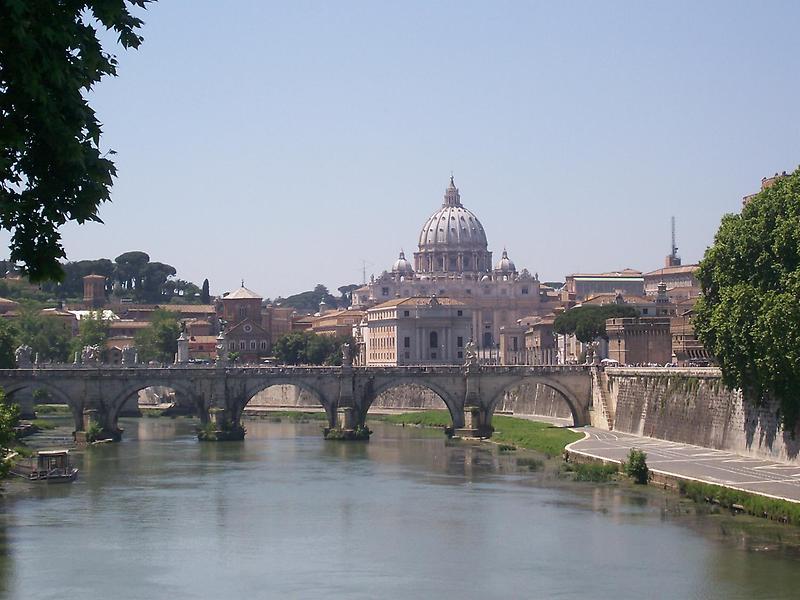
[260,340,267,350]
[229,342,235,350]
[250,340,256,350]
[429,331,438,349]
[239,340,246,350]
[238,306,247,319]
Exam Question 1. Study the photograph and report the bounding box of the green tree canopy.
[11,303,71,362]
[201,279,210,304]
[0,1,152,282]
[71,311,110,358]
[272,331,352,366]
[0,319,16,368]
[134,308,179,363]
[694,167,800,427]
[553,304,638,343]
[281,284,339,312]
[0,390,20,479]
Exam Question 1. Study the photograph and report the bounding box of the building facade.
[606,317,672,365]
[564,269,644,301]
[361,296,472,366]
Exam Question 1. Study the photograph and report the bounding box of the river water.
[2,417,800,600]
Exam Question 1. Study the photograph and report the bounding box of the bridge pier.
[75,406,123,445]
[453,405,494,439]
[198,406,246,442]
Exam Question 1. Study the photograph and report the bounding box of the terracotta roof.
[190,335,218,343]
[108,320,151,330]
[644,264,699,277]
[40,308,75,317]
[223,287,261,300]
[158,304,216,313]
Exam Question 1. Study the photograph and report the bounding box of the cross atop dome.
[443,174,461,207]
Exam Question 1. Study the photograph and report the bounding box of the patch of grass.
[570,462,619,482]
[498,443,517,453]
[379,410,453,428]
[679,480,800,526]
[516,457,544,471]
[250,411,328,423]
[380,411,582,458]
[491,416,582,458]
[29,419,56,430]
[34,404,71,415]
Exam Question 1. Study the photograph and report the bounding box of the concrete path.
[568,428,800,503]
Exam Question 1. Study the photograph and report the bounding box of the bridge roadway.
[0,364,594,441]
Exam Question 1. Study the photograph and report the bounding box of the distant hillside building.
[83,274,107,308]
[743,171,789,207]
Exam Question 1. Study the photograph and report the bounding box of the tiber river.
[2,416,800,600]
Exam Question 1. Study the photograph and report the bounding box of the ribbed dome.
[391,251,414,274]
[417,177,488,251]
[494,249,516,273]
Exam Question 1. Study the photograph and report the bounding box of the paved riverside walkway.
[567,428,800,503]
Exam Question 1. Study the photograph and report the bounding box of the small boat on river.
[11,449,79,483]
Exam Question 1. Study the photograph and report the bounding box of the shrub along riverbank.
[376,410,582,457]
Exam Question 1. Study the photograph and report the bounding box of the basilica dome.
[417,177,488,251]
[494,249,516,273]
[413,176,493,275]
[391,251,414,275]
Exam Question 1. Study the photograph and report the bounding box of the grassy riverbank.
[678,480,800,525]
[244,410,328,422]
[377,410,582,457]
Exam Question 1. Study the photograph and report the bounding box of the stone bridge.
[0,364,594,440]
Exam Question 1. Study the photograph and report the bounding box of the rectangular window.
[404,337,410,348]
[403,310,410,317]
[466,289,472,295]
[457,351,463,359]
[521,287,529,295]
[382,287,389,296]
[457,310,463,316]
[431,352,437,359]
[457,336,463,347]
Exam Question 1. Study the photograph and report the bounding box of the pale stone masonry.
[361,296,472,366]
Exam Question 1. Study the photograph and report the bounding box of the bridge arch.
[242,379,335,425]
[108,380,199,421]
[2,380,75,406]
[361,378,462,428]
[486,376,587,427]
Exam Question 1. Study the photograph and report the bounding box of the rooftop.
[370,296,466,310]
[644,264,699,277]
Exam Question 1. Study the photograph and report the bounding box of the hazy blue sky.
[4,1,798,298]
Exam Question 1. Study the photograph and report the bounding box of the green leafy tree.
[272,331,351,365]
[0,390,20,479]
[134,309,179,363]
[554,304,638,343]
[694,167,800,427]
[201,279,210,304]
[0,1,153,282]
[11,303,71,362]
[282,284,339,312]
[0,319,15,368]
[71,311,110,358]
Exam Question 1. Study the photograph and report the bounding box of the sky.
[3,0,799,298]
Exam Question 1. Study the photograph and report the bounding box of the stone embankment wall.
[602,368,800,463]
[249,383,572,419]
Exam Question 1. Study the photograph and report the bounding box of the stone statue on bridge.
[15,345,32,368]
[121,346,138,366]
[464,339,479,367]
[341,343,352,367]
[81,345,101,366]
